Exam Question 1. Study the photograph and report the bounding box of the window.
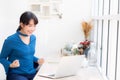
[92,0,120,80]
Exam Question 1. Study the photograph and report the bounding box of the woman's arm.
[33,56,44,65]
[0,40,12,74]
[33,56,39,63]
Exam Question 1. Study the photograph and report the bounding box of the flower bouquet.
[80,40,91,57]
[80,40,90,50]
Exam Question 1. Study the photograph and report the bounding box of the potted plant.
[81,21,93,57]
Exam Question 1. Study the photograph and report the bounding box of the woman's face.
[20,19,36,36]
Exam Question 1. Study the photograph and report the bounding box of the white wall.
[0,0,92,58]
[0,0,29,49]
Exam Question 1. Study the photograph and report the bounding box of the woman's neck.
[17,31,29,37]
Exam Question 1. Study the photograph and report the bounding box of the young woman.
[0,11,44,80]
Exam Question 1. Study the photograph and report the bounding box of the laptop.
[37,55,84,79]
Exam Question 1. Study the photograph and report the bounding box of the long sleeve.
[33,56,39,62]
[0,39,12,74]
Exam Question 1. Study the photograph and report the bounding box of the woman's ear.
[20,22,24,28]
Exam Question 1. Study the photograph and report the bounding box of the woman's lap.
[7,73,36,80]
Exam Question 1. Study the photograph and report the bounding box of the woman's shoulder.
[31,34,36,41]
[6,33,18,41]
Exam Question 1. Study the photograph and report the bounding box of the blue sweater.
[0,32,39,74]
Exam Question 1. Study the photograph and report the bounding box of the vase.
[87,42,97,66]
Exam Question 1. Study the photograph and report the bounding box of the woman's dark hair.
[17,11,38,31]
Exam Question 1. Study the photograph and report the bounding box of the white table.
[33,57,104,80]
[34,66,103,80]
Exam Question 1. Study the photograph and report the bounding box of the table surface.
[34,66,103,80]
[33,57,104,80]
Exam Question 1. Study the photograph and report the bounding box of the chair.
[0,63,6,80]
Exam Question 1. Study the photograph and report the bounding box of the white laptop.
[37,55,84,79]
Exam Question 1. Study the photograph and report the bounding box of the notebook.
[37,55,84,79]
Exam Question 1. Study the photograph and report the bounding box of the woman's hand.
[10,60,20,68]
[37,58,44,65]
